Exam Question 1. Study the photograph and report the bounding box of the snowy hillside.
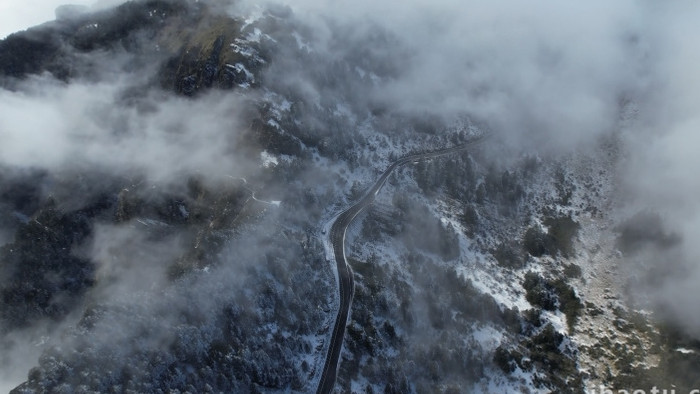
[1,1,700,393]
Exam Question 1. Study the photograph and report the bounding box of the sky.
[0,0,125,39]
[0,1,88,38]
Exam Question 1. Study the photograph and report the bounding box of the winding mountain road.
[316,135,487,394]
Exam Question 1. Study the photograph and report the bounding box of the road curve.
[316,135,488,394]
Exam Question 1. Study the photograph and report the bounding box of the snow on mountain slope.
[2,1,700,393]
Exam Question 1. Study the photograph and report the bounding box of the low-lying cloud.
[616,1,700,336]
[0,76,257,187]
[233,0,700,334]
[245,0,649,152]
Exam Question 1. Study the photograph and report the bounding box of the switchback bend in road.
[316,135,488,394]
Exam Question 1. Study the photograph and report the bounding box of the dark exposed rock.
[0,0,266,97]
[0,0,193,84]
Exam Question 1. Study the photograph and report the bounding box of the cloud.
[0,5,265,387]
[0,1,81,38]
[3,1,700,391]
[0,325,50,394]
[231,0,700,335]
[277,0,700,334]
[613,1,700,336]
[0,76,258,187]
[247,0,648,153]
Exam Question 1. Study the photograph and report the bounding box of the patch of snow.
[245,28,262,42]
[278,98,292,112]
[260,151,279,168]
[135,218,168,227]
[333,103,355,122]
[543,310,567,334]
[229,63,254,82]
[471,324,503,352]
[473,366,546,394]
[266,119,281,130]
[239,6,264,32]
[178,204,189,218]
[459,261,531,312]
[230,41,266,64]
[676,348,696,355]
[262,90,294,123]
[321,213,340,265]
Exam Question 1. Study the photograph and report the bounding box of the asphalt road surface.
[316,135,487,394]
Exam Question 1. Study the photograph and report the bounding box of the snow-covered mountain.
[1,1,699,393]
